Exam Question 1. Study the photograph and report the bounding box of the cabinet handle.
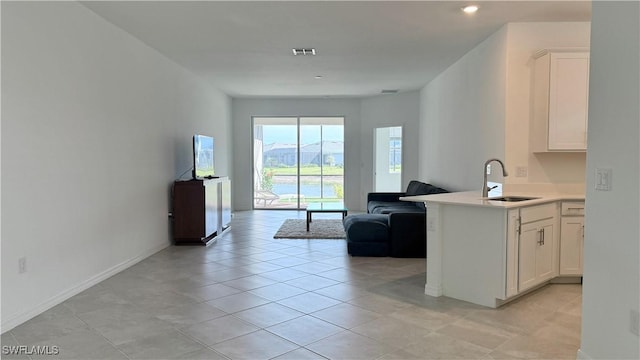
[542,228,545,245]
[538,229,544,246]
[567,207,583,210]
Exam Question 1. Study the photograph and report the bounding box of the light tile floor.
[1,211,582,360]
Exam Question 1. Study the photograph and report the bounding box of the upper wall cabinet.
[531,50,590,152]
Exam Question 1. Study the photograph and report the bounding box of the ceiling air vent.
[381,89,399,94]
[292,48,316,56]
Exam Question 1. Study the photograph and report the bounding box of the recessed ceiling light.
[314,75,323,79]
[462,5,479,14]
[381,89,399,94]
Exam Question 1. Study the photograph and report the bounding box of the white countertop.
[400,190,585,208]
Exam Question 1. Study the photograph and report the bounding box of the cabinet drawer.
[520,203,557,224]
[561,202,585,216]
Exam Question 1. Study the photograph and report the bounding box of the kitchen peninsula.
[401,191,585,308]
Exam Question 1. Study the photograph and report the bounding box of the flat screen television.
[192,134,215,179]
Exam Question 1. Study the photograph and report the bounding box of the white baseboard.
[577,349,592,360]
[1,242,169,333]
[425,284,443,297]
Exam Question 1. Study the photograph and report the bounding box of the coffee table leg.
[306,212,311,231]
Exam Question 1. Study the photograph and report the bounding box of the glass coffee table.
[305,202,348,231]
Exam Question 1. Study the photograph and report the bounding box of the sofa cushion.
[405,180,448,196]
[343,214,389,241]
[405,180,425,196]
[404,181,449,210]
[367,201,417,214]
[344,214,390,257]
[371,205,424,214]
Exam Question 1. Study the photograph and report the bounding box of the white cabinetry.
[505,209,520,298]
[532,51,590,152]
[505,203,559,297]
[560,201,585,275]
[417,193,581,308]
[519,218,556,291]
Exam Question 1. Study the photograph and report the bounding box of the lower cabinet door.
[519,219,556,292]
[560,217,584,275]
[519,223,539,292]
[536,221,556,282]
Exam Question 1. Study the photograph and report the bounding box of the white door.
[374,126,402,192]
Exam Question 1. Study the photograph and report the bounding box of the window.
[388,128,402,173]
[253,117,344,209]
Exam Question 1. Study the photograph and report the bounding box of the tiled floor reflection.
[2,210,582,359]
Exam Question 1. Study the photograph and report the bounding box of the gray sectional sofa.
[343,181,448,257]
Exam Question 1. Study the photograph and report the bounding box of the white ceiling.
[83,1,591,98]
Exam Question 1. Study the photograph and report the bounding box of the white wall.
[419,26,508,191]
[231,98,362,210]
[231,92,421,211]
[1,2,232,331]
[504,22,590,190]
[580,2,640,359]
[361,91,420,194]
[419,23,591,193]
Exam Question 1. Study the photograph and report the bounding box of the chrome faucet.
[482,158,508,198]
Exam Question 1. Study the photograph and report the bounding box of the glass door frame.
[251,116,345,210]
[373,126,403,192]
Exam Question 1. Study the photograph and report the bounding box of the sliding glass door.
[253,117,344,209]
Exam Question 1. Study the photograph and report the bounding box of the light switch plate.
[595,168,612,191]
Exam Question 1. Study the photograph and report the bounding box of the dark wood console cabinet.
[172,177,231,245]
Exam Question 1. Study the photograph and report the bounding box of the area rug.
[273,219,346,239]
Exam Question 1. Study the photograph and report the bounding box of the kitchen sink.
[488,196,539,202]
